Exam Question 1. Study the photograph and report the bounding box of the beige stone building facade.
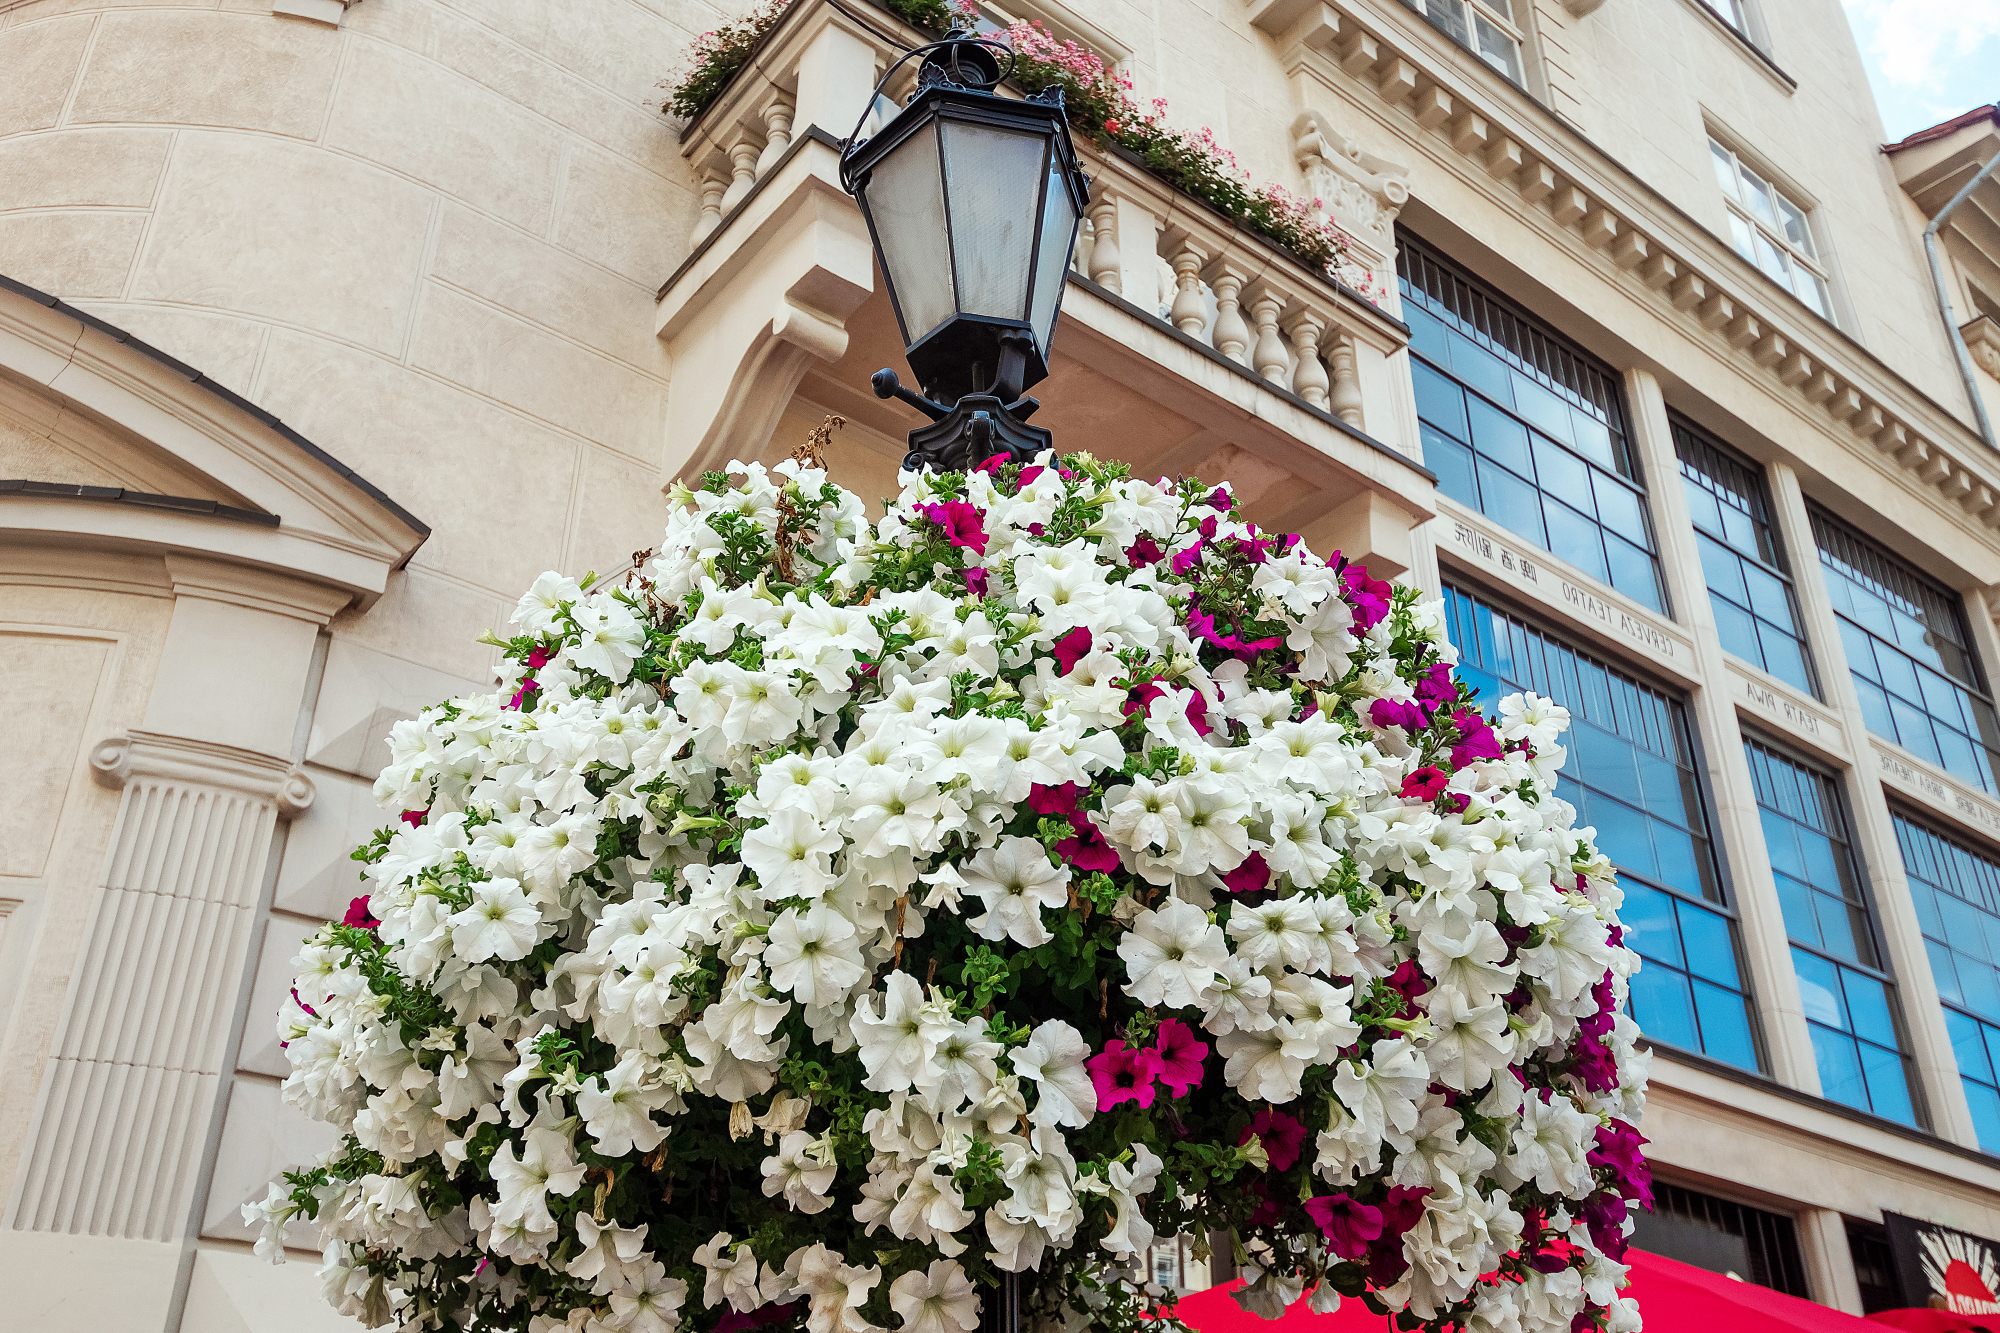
[4,0,2000,1327]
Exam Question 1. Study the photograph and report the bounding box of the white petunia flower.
[446,878,539,964]
[888,1259,980,1333]
[962,836,1071,948]
[1118,896,1228,1008]
[1010,1018,1097,1128]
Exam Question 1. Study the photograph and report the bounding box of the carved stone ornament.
[91,730,317,819]
[1290,110,1412,272]
[1964,314,2000,381]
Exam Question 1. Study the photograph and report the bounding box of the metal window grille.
[1396,233,1635,473]
[1634,1181,1811,1297]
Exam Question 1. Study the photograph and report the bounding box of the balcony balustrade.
[656,0,1435,577]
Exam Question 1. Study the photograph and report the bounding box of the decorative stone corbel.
[1964,315,2000,381]
[273,0,354,26]
[1290,110,1411,286]
[1562,0,1608,16]
[655,153,876,485]
[90,730,316,819]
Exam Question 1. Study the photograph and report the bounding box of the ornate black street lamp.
[839,34,1091,471]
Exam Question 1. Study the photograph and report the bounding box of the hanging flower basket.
[250,446,1650,1333]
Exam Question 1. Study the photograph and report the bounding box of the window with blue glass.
[1812,509,2000,796]
[1442,582,1759,1069]
[1400,234,1668,615]
[1893,813,2000,1152]
[1674,419,1818,698]
[1744,739,1920,1125]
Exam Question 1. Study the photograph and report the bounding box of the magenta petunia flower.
[1221,851,1270,894]
[1086,1040,1158,1111]
[1303,1192,1384,1260]
[1016,464,1045,488]
[1150,1018,1208,1096]
[921,500,990,555]
[1125,535,1163,566]
[1369,698,1428,732]
[1028,782,1084,816]
[962,567,988,597]
[975,452,1009,475]
[1053,625,1093,674]
[1240,1106,1307,1171]
[1056,818,1122,873]
[1400,766,1451,801]
[343,895,379,930]
[400,809,427,827]
[1450,708,1505,767]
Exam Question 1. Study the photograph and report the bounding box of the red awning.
[1868,1310,2000,1333]
[1168,1249,1885,1333]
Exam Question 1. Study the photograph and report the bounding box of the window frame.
[1811,505,2000,796]
[1708,136,1836,323]
[1400,232,1671,617]
[1743,733,1927,1128]
[1672,414,1820,698]
[1890,806,2000,1155]
[1399,0,1528,84]
[1441,578,1765,1071]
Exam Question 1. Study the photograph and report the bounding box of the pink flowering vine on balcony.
[1004,20,1382,302]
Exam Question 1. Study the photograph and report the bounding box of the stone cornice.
[89,730,316,819]
[1249,0,2000,547]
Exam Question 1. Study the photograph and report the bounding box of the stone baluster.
[691,174,726,244]
[1206,262,1251,365]
[755,101,794,177]
[719,138,759,213]
[1250,289,1289,384]
[1328,330,1365,428]
[1074,213,1092,275]
[1169,242,1208,336]
[1086,199,1121,295]
[1286,311,1330,407]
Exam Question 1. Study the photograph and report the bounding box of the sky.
[1840,0,2000,142]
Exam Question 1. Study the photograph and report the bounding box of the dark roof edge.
[1885,104,2000,154]
[0,274,431,539]
[0,478,282,527]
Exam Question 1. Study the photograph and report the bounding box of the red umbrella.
[1167,1248,1886,1333]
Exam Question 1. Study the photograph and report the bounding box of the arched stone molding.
[0,278,427,608]
[654,135,876,487]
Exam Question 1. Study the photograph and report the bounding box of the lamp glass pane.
[1029,154,1077,355]
[866,122,955,343]
[941,120,1048,321]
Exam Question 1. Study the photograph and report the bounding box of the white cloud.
[1842,0,2000,139]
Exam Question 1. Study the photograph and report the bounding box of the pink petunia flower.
[1150,1018,1208,1096]
[962,567,989,597]
[1053,625,1093,674]
[1239,1107,1307,1171]
[1087,1040,1158,1111]
[343,895,380,930]
[1303,1192,1384,1260]
[1400,766,1451,801]
[921,500,990,555]
[1056,819,1122,873]
[1221,852,1270,894]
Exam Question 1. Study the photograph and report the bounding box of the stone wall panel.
[0,14,93,136]
[128,132,432,356]
[0,210,144,298]
[409,284,668,461]
[0,128,172,209]
[69,10,339,140]
[325,37,565,235]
